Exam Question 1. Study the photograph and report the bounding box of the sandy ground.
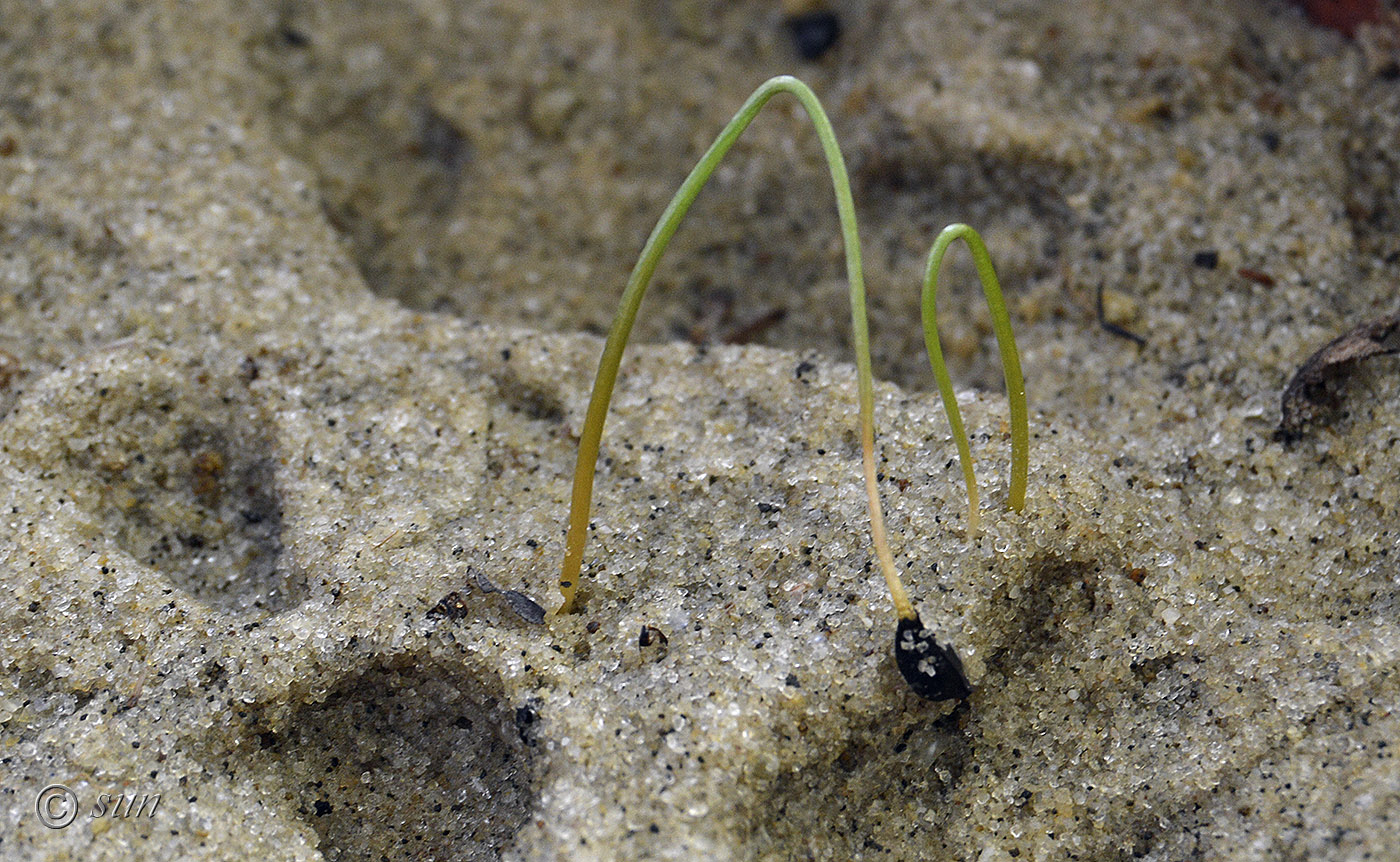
[2,1,1398,859]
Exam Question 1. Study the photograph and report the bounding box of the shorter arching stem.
[920,224,1029,533]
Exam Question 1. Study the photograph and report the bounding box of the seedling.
[555,76,1029,701]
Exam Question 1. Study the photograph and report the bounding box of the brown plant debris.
[1097,283,1146,347]
[427,590,471,620]
[1277,311,1400,441]
[474,569,547,625]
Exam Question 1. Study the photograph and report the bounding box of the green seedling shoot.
[556,75,1028,701]
[921,225,1028,535]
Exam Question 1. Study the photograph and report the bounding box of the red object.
[1295,0,1383,38]
[1237,267,1277,287]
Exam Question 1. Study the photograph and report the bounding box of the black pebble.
[894,615,972,701]
[786,11,842,61]
[280,28,309,48]
[1192,249,1219,269]
[515,704,540,746]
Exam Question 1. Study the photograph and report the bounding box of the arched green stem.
[556,75,914,620]
[920,224,1028,533]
